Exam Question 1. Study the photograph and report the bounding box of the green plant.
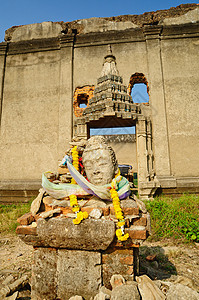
[145,194,199,243]
[0,200,32,234]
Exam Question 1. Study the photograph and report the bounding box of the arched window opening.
[77,94,88,108]
[131,83,149,103]
[128,73,149,104]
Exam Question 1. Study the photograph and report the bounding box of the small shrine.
[17,135,150,299]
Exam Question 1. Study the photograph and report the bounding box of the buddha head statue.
[82,136,118,186]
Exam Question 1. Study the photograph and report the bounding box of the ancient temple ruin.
[0,4,199,202]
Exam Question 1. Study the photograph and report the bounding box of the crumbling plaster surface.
[4,4,198,41]
[4,22,63,42]
[0,47,72,181]
[161,37,199,177]
[0,51,61,180]
[160,6,199,25]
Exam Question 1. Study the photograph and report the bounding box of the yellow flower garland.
[69,146,88,224]
[69,194,88,224]
[71,146,79,184]
[110,173,129,242]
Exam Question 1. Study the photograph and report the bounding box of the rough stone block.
[102,207,110,216]
[30,188,45,216]
[110,274,125,289]
[119,255,134,265]
[58,166,69,174]
[132,216,147,226]
[31,248,57,300]
[111,284,140,300]
[136,275,166,300]
[57,250,101,300]
[166,283,199,300]
[36,217,115,250]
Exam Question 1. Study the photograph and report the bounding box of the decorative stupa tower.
[82,45,138,119]
[74,45,140,138]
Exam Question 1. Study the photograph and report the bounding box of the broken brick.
[132,216,147,226]
[17,212,34,225]
[16,225,37,235]
[125,229,147,240]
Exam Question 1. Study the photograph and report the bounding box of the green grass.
[145,194,199,243]
[0,200,32,234]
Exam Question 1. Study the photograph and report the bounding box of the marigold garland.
[110,174,129,242]
[71,146,79,184]
[69,194,88,224]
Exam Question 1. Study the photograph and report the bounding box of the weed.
[144,194,199,243]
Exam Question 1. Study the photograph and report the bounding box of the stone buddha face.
[82,136,118,186]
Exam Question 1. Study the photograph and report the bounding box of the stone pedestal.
[30,246,139,299]
[32,248,101,300]
[17,202,149,299]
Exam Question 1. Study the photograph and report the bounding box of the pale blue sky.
[0,0,197,42]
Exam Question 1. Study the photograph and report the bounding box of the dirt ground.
[140,239,199,291]
[0,234,199,297]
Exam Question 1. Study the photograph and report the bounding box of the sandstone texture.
[36,217,115,250]
[57,250,101,299]
[110,274,125,289]
[30,188,45,216]
[166,283,199,300]
[111,284,140,300]
[136,275,166,299]
[31,248,101,300]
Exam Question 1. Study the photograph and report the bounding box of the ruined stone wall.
[0,36,74,195]
[0,4,198,198]
[0,44,73,184]
[1,50,60,180]
[161,35,199,177]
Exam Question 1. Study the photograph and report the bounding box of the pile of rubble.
[1,270,198,299]
[70,273,199,300]
[0,275,30,299]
